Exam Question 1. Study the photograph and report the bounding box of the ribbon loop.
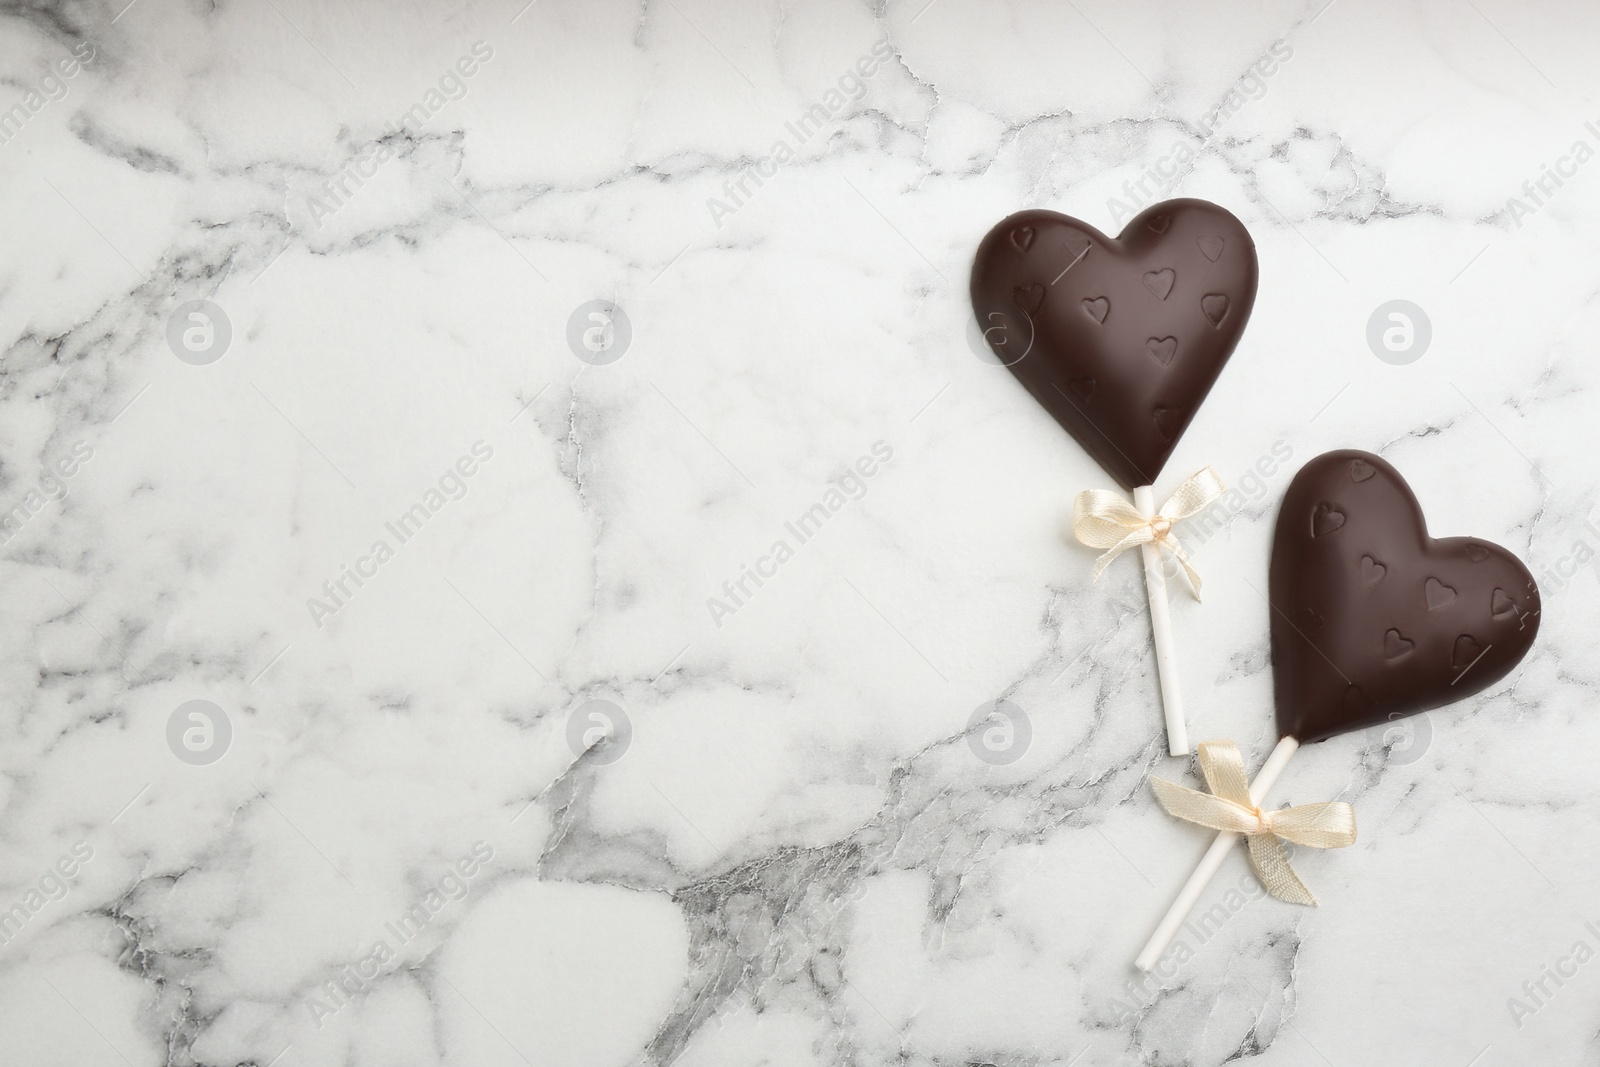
[1150,740,1356,905]
[1071,467,1226,598]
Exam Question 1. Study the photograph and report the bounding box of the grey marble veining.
[1,0,1597,1064]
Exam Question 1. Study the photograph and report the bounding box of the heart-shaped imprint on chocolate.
[970,199,1258,489]
[1269,450,1541,744]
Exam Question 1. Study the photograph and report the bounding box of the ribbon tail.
[1247,833,1318,906]
[1088,547,1118,583]
[1087,528,1153,582]
[1162,536,1204,601]
[1154,739,1353,908]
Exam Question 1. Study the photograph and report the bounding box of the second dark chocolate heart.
[1269,450,1541,744]
[970,198,1258,490]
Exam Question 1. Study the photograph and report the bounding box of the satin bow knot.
[1072,467,1226,598]
[1150,740,1357,905]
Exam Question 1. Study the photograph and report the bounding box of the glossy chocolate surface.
[970,199,1258,490]
[1269,450,1541,744]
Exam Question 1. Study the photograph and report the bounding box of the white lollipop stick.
[1134,735,1300,971]
[1132,485,1187,757]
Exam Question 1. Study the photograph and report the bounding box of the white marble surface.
[2,0,1598,1064]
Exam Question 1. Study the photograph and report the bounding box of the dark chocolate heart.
[1269,450,1541,744]
[970,199,1258,489]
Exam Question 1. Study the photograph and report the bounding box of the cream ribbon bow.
[1072,467,1225,598]
[1151,740,1357,905]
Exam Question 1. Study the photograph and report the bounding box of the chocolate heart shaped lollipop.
[970,199,1258,489]
[1269,450,1541,744]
